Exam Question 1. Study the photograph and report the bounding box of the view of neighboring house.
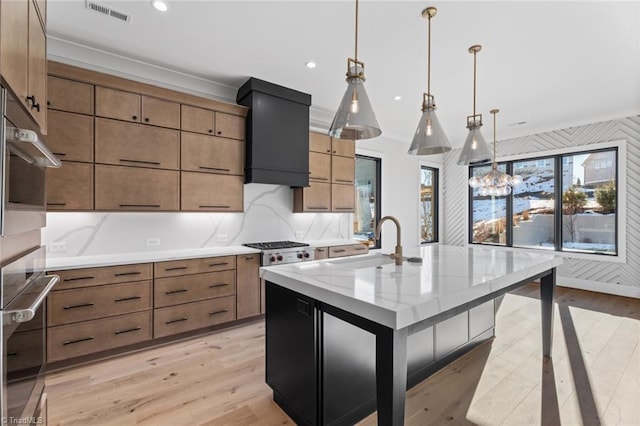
[581,151,616,187]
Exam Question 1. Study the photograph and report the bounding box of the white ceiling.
[47,1,640,149]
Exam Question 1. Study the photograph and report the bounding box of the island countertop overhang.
[260,244,563,329]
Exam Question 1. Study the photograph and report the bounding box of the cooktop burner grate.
[242,241,309,250]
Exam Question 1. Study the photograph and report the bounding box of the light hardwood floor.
[46,283,640,425]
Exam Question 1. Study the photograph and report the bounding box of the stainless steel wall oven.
[1,87,61,237]
[1,246,58,425]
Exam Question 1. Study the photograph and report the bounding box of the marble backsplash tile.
[44,183,352,257]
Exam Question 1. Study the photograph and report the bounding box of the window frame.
[354,153,382,249]
[467,140,625,262]
[419,163,440,244]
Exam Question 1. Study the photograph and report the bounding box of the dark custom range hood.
[237,78,312,187]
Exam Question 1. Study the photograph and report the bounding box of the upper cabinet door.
[47,110,94,162]
[181,132,243,175]
[95,86,141,123]
[28,0,47,132]
[331,138,355,158]
[310,132,332,154]
[141,96,180,129]
[181,105,215,135]
[0,0,29,108]
[48,76,94,115]
[215,112,245,140]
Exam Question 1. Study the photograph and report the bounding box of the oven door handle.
[3,275,59,324]
[6,126,62,168]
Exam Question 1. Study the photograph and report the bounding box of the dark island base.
[265,282,496,426]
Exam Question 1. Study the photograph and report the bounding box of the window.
[354,155,381,248]
[469,147,618,256]
[420,166,439,243]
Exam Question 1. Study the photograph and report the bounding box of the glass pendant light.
[329,0,382,140]
[469,109,523,195]
[408,7,451,155]
[457,45,492,165]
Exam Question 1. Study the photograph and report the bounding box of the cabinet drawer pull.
[310,176,329,181]
[114,296,142,302]
[115,327,142,335]
[144,117,150,122]
[7,352,18,357]
[63,303,95,310]
[334,207,353,210]
[119,204,161,208]
[198,166,230,172]
[316,249,326,252]
[308,206,329,210]
[64,276,95,282]
[335,179,353,183]
[165,317,188,325]
[63,336,94,345]
[209,309,229,316]
[199,205,230,209]
[354,247,367,251]
[332,249,346,253]
[47,203,67,206]
[165,266,188,272]
[132,115,138,120]
[52,152,67,156]
[165,289,188,295]
[119,158,162,166]
[209,283,228,288]
[208,262,229,267]
[244,256,254,260]
[114,271,142,277]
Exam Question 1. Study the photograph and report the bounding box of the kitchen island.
[261,244,562,426]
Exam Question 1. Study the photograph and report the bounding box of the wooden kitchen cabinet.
[293,182,331,212]
[95,165,179,211]
[48,280,152,326]
[48,311,152,363]
[331,155,355,185]
[49,263,153,291]
[141,96,180,129]
[153,296,236,339]
[309,132,332,154]
[331,184,355,212]
[46,110,93,162]
[47,76,94,115]
[181,104,215,135]
[95,118,179,170]
[0,0,47,132]
[181,172,244,212]
[46,162,93,210]
[95,86,141,123]
[314,247,329,260]
[328,244,369,258]
[181,105,245,140]
[236,254,261,319]
[309,151,331,182]
[154,270,236,308]
[154,255,236,278]
[181,132,243,175]
[331,138,356,158]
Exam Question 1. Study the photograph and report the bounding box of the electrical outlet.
[295,231,304,239]
[146,237,161,247]
[216,234,228,243]
[48,242,67,253]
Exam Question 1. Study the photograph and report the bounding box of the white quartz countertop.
[260,244,563,330]
[46,246,261,271]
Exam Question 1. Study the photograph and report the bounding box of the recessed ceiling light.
[152,0,168,12]
[305,61,317,69]
[393,96,402,101]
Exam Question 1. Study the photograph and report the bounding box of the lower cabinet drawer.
[328,244,369,258]
[154,270,236,308]
[154,296,236,339]
[48,280,152,326]
[48,311,152,362]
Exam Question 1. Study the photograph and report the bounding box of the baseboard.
[557,276,640,299]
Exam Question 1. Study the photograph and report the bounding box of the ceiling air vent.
[85,1,131,23]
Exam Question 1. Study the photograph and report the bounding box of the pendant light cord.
[473,49,477,116]
[427,12,431,95]
[354,0,359,63]
[492,110,497,164]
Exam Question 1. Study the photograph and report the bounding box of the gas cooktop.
[243,241,309,251]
